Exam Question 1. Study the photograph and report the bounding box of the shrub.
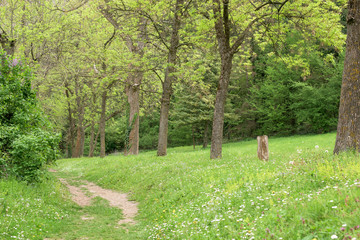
[0,52,60,182]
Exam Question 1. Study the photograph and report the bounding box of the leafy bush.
[0,52,60,182]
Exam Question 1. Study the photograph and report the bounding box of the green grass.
[0,176,76,239]
[2,132,360,239]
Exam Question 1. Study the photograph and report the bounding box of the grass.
[2,132,360,239]
[0,176,75,239]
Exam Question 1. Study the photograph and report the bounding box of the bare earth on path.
[50,169,139,226]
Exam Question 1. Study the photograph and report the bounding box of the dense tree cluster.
[0,0,352,159]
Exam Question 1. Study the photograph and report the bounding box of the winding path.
[54,172,138,225]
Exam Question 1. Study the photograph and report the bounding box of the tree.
[334,0,360,153]
[99,1,147,156]
[157,0,185,156]
[208,0,346,158]
[171,84,214,148]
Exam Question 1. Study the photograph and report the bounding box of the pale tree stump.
[257,135,269,161]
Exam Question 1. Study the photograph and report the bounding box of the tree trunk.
[192,125,196,149]
[210,53,233,159]
[157,77,172,156]
[334,0,360,154]
[73,125,83,158]
[100,90,107,158]
[99,6,146,156]
[203,121,209,148]
[125,70,142,155]
[257,135,269,161]
[88,122,95,157]
[0,30,16,56]
[157,0,184,156]
[210,0,253,159]
[73,109,85,158]
[65,87,75,158]
[72,86,85,158]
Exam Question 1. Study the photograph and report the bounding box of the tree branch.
[152,69,164,83]
[212,0,227,51]
[104,27,116,49]
[51,0,89,13]
[230,14,270,55]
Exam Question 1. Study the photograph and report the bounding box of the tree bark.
[65,87,75,158]
[203,121,209,148]
[99,4,146,156]
[192,125,196,149]
[88,121,99,157]
[210,0,254,159]
[334,0,360,154]
[125,70,142,155]
[72,79,85,158]
[157,0,184,156]
[100,90,107,158]
[210,53,233,159]
[88,123,95,157]
[257,135,269,161]
[89,129,100,157]
[73,106,85,158]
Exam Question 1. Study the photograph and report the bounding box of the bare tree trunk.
[157,77,172,156]
[73,81,85,158]
[157,0,184,156]
[65,86,76,158]
[89,129,100,157]
[100,91,107,158]
[257,135,269,161]
[73,125,83,158]
[73,106,85,158]
[192,125,196,149]
[334,0,360,154]
[88,122,95,157]
[210,54,233,159]
[99,6,146,156]
[210,0,254,159]
[80,127,85,156]
[125,71,142,155]
[203,121,209,148]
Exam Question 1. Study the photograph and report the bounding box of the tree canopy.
[0,0,349,159]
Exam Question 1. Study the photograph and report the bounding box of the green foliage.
[0,53,60,181]
[10,129,59,182]
[248,32,343,136]
[291,53,343,133]
[139,111,159,150]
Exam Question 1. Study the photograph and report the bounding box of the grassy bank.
[0,176,76,239]
[2,133,360,239]
[54,133,360,239]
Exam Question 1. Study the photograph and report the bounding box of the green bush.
[0,52,60,182]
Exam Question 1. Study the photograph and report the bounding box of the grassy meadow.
[1,132,360,239]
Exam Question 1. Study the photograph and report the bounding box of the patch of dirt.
[81,215,95,220]
[59,178,93,206]
[59,178,138,225]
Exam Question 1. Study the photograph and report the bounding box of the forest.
[3,1,360,239]
[0,0,352,162]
